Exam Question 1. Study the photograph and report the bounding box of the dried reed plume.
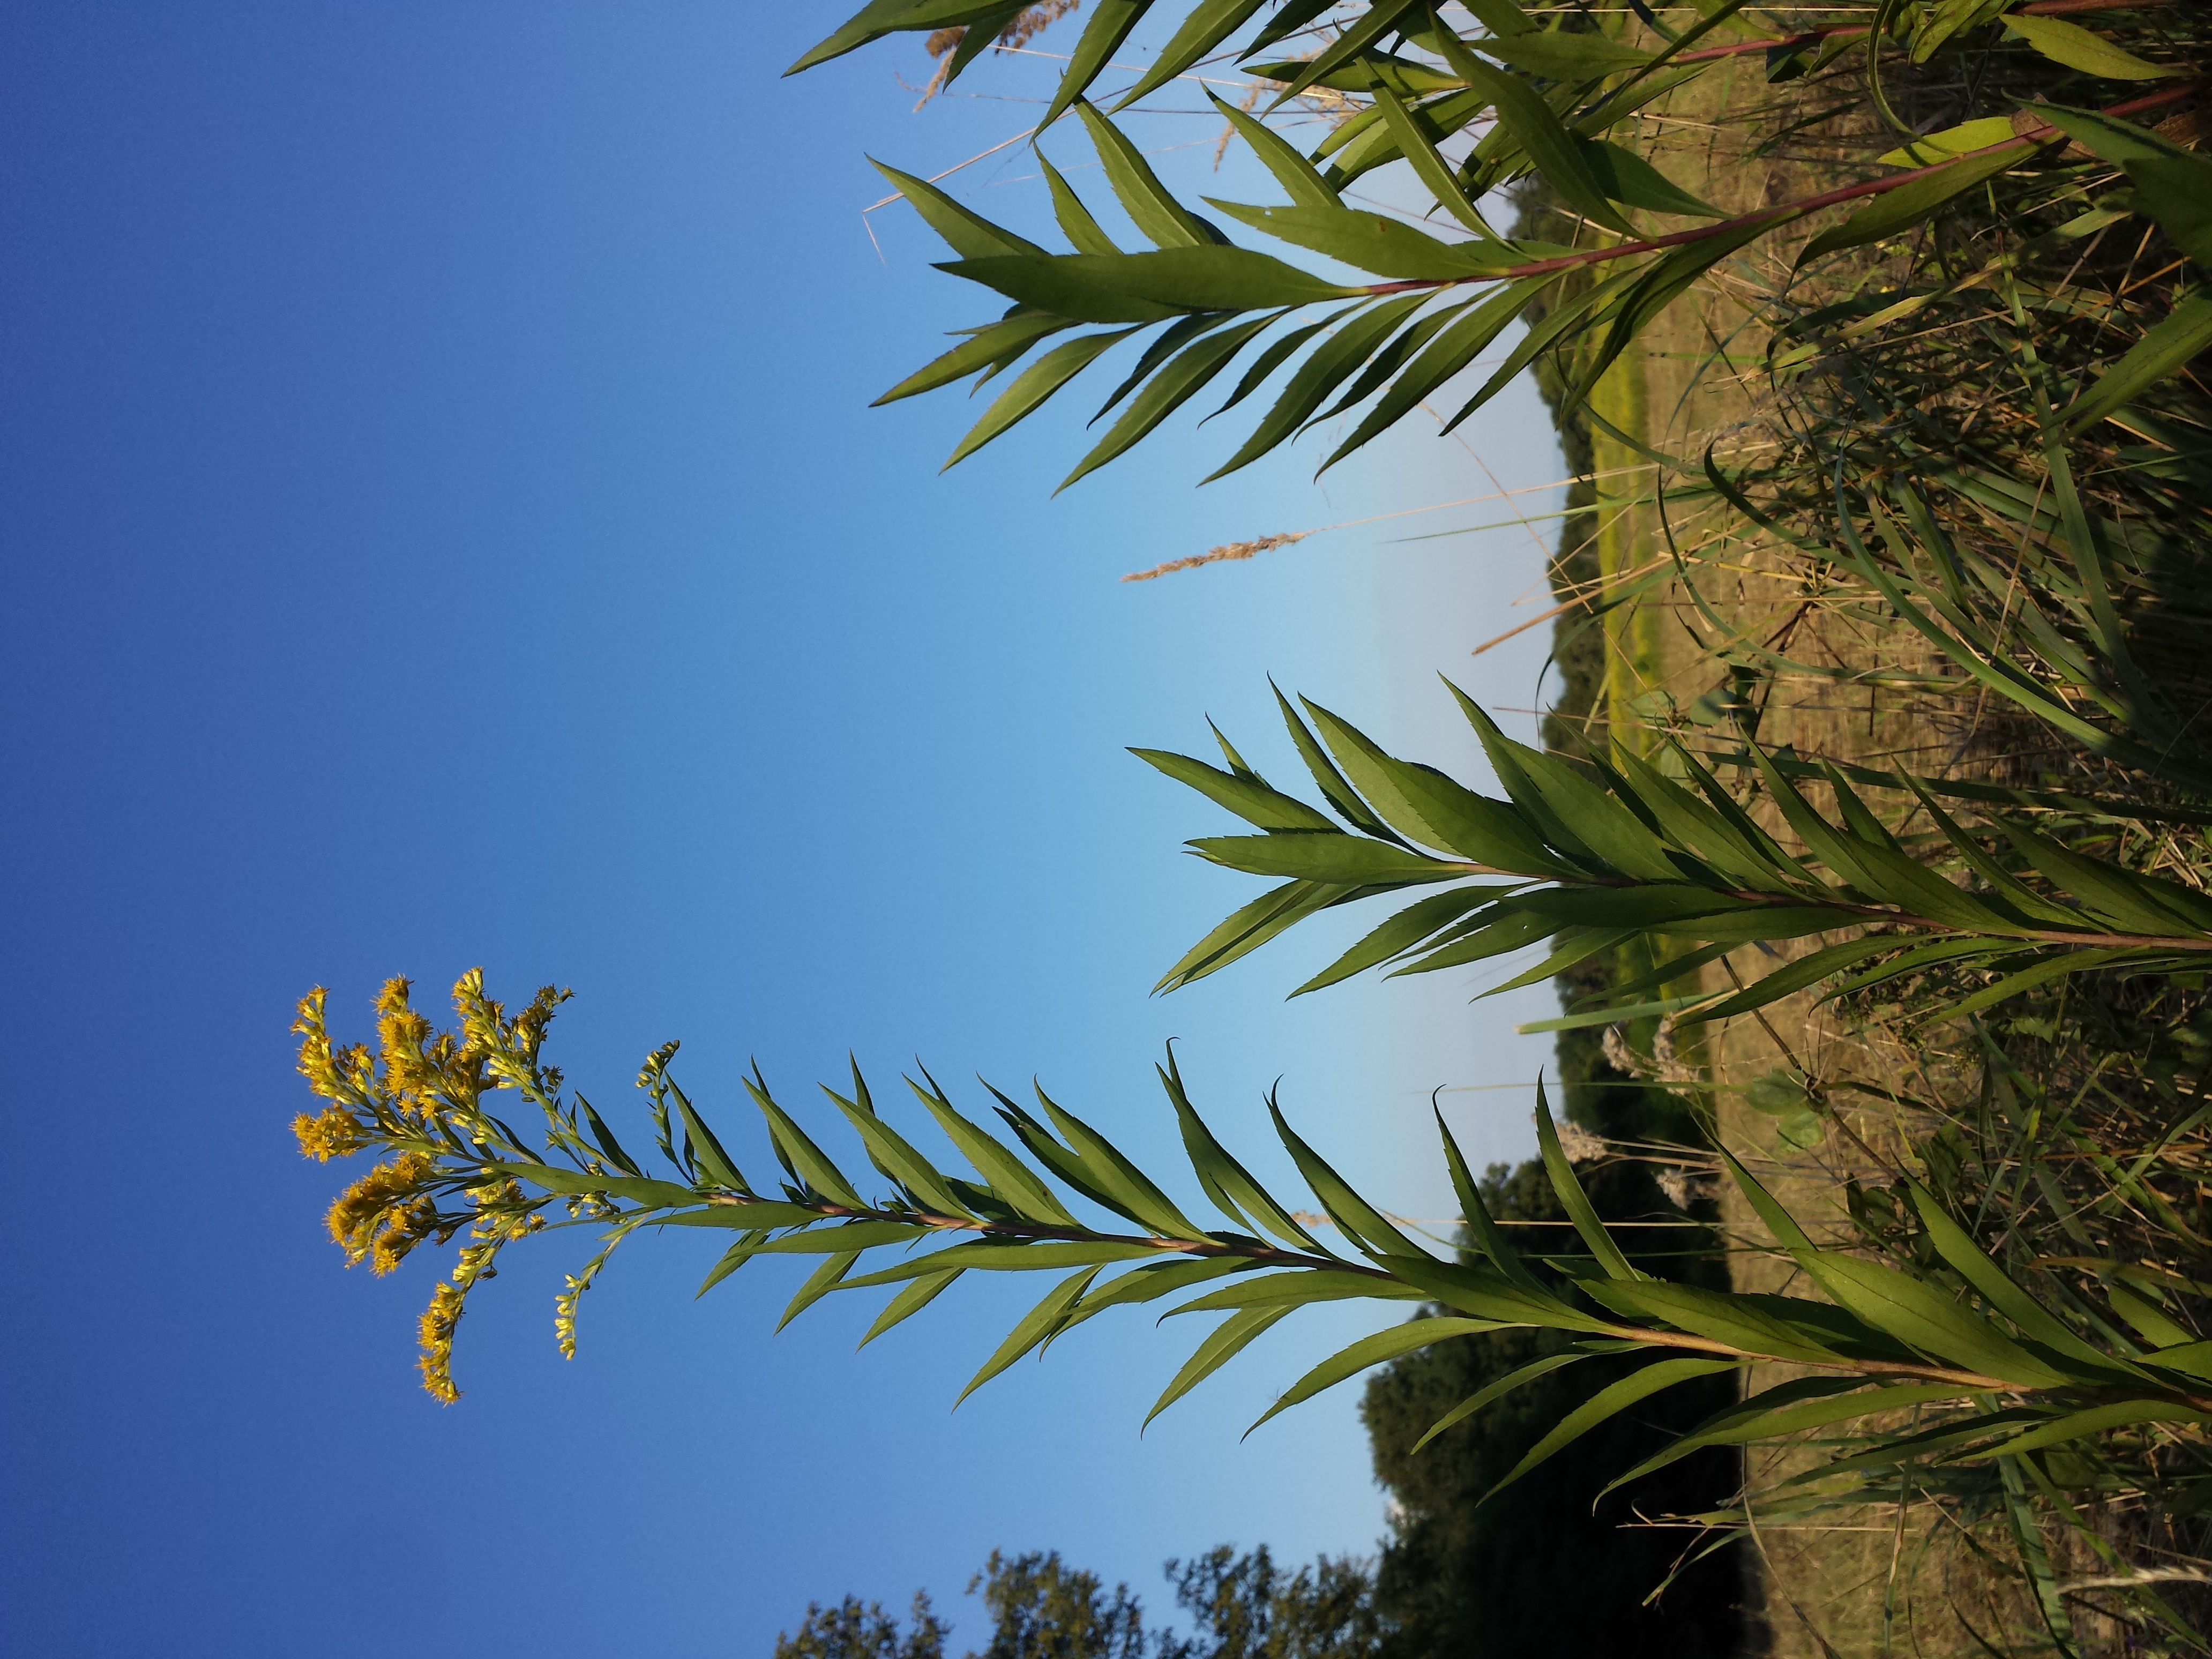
[919,2,1081,103]
[1121,531,1307,583]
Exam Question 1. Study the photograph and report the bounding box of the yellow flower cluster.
[554,1274,586,1361]
[324,1151,439,1273]
[294,972,574,1401]
[293,987,376,1107]
[292,1104,362,1162]
[417,1281,465,1405]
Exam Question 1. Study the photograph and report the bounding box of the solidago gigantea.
[293,976,2212,1505]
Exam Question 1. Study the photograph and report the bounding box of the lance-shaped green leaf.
[697,1229,770,1298]
[1094,313,1232,422]
[840,1239,1167,1291]
[1304,694,1563,870]
[1581,140,1720,218]
[2002,13,2168,79]
[490,1162,700,1209]
[2121,152,2212,269]
[1205,91,1342,211]
[1302,300,1458,428]
[1062,312,1276,489]
[1207,310,1347,421]
[945,327,1143,468]
[1903,1179,2140,1376]
[958,1267,1106,1404]
[1268,0,1422,104]
[1800,1407,2048,1481]
[1133,746,1341,833]
[1414,1351,1587,1454]
[1041,0,1154,128]
[1052,1256,1256,1344]
[859,1268,963,1347]
[1190,833,1465,885]
[1796,1252,2073,1386]
[1269,1097,1428,1260]
[944,250,1357,323]
[1719,1147,1814,1250]
[1321,278,1552,470]
[1033,1083,1209,1239]
[1535,1088,1641,1281]
[1449,686,1683,880]
[1038,155,1120,257]
[908,1070,1081,1227]
[988,1089,1147,1221]
[653,1199,826,1231]
[933,3,1025,87]
[1433,47,1630,233]
[1206,295,1429,481]
[1250,1316,1504,1434]
[665,1079,747,1191]
[1609,746,1793,885]
[1901,780,2087,928]
[1581,1277,1854,1364]
[744,1072,866,1208]
[1390,1252,1617,1333]
[1274,682,1405,844]
[1436,1108,1551,1298]
[1565,220,1769,409]
[1673,936,1900,1027]
[1294,885,1509,995]
[1111,0,1271,107]
[822,1085,972,1217]
[789,0,1014,76]
[1480,925,1641,999]
[1074,101,1224,249]
[1797,142,2035,266]
[1209,200,1508,280]
[581,1098,644,1177]
[877,310,1073,406]
[747,1220,933,1254]
[1476,29,1654,77]
[1997,820,2212,937]
[778,1250,863,1333]
[871,159,1050,260]
[1388,903,1557,978]
[2066,294,2212,432]
[1157,878,1362,993]
[1484,1357,1743,1502]
[1146,1305,1295,1427]
[1160,1048,1326,1250]
[1168,1269,1417,1314]
[1369,81,1490,233]
[1977,1400,2212,1460]
[1604,1377,1982,1493]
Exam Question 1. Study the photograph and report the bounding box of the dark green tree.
[1159,1546,1385,1659]
[776,1593,950,1659]
[778,1548,1384,1659]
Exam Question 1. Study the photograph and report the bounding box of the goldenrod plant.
[794,0,2206,489]
[1140,680,2212,1025]
[297,975,2212,1593]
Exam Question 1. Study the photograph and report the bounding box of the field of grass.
[1529,20,2212,1649]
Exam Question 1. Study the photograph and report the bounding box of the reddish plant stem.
[1671,0,2184,65]
[1359,81,2200,297]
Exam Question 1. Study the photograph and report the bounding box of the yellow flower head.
[324,1150,437,1268]
[416,1281,465,1404]
[292,1104,363,1162]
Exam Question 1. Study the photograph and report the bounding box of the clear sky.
[0,7,1568,1655]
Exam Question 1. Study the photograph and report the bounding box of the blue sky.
[0,7,1568,1655]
